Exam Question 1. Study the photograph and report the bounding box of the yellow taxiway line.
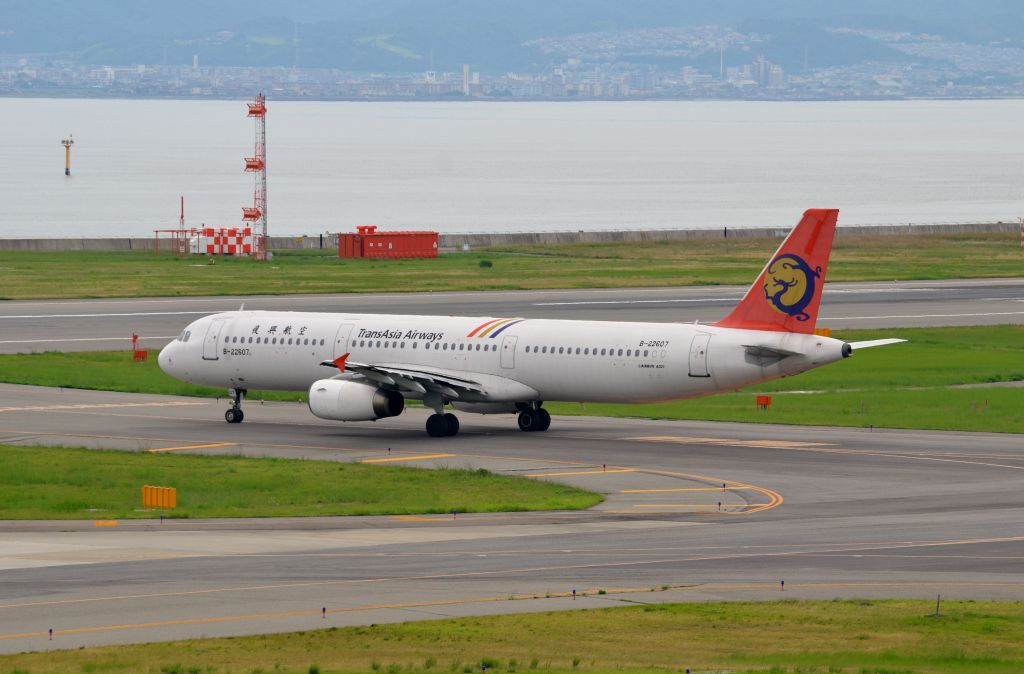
[148,442,237,453]
[528,468,635,478]
[622,487,751,493]
[363,453,456,463]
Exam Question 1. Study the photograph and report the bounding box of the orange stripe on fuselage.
[477,319,514,338]
[466,318,504,337]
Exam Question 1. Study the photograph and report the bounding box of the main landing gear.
[424,392,459,437]
[426,412,460,438]
[225,388,246,424]
[517,403,551,432]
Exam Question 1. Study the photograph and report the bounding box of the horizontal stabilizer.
[743,344,801,359]
[848,338,907,350]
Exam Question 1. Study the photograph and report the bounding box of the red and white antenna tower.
[242,92,268,260]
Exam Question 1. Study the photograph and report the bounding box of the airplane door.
[688,333,711,377]
[333,323,355,358]
[500,335,517,369]
[202,319,227,361]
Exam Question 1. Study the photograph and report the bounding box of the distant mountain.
[2,0,1023,72]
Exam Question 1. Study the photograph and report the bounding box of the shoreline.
[0,221,1017,252]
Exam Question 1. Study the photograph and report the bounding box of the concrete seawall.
[440,222,1020,248]
[0,222,1017,252]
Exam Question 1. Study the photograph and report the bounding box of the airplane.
[158,209,904,437]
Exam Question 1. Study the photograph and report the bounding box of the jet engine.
[308,379,405,421]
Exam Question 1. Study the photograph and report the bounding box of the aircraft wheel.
[225,408,242,424]
[443,413,460,436]
[426,413,449,438]
[536,408,551,432]
[517,410,538,432]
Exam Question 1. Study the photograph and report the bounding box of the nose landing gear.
[225,388,246,424]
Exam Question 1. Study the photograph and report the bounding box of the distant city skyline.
[4,2,1024,101]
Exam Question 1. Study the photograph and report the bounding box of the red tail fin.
[713,208,838,334]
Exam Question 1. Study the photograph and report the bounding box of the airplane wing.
[320,357,484,399]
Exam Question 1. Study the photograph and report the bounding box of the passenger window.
[618,349,623,356]
[644,349,649,357]
[443,343,449,350]
[320,339,325,346]
[272,337,277,344]
[600,348,606,355]
[401,342,405,349]
[412,342,418,349]
[541,346,547,354]
[584,348,589,355]
[459,344,464,351]
[575,347,580,355]
[627,349,632,357]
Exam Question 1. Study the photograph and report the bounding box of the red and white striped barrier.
[199,228,254,255]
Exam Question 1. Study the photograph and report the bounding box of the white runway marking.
[823,311,1024,321]
[0,336,176,345]
[0,401,204,413]
[532,287,946,306]
[1,311,212,319]
[534,298,738,306]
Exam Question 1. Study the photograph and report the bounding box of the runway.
[2,277,1024,353]
[1,383,1022,653]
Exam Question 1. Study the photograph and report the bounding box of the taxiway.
[0,383,1022,652]
[2,277,1024,353]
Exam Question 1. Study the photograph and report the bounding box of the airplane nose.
[158,342,174,375]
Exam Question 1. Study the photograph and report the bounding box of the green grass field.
[3,599,1023,673]
[2,326,1021,433]
[0,232,1021,299]
[0,445,601,519]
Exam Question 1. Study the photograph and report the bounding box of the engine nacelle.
[308,379,405,421]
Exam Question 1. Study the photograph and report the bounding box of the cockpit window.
[178,330,192,342]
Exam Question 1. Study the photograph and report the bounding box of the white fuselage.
[158,310,848,406]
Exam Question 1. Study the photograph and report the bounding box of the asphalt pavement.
[2,278,1024,354]
[0,384,1022,652]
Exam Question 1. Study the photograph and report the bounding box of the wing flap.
[320,359,485,397]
